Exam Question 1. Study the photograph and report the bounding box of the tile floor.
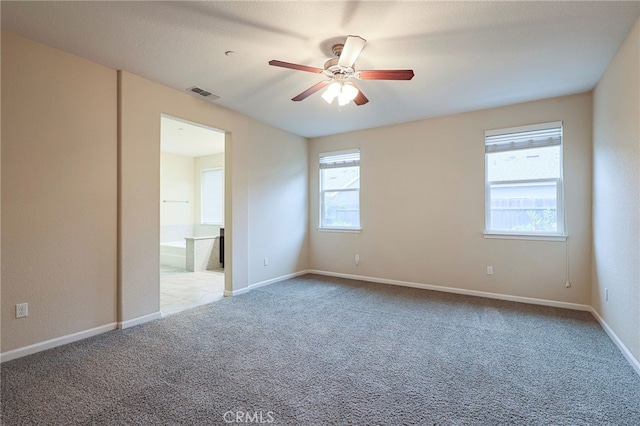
[160,266,225,316]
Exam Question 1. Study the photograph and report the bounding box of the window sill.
[317,228,362,233]
[483,232,567,242]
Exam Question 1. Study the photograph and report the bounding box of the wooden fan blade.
[268,60,323,74]
[338,35,366,68]
[351,83,369,106]
[359,70,415,80]
[292,81,330,102]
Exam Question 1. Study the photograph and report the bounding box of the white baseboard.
[6,271,636,380]
[0,323,118,363]
[2,310,162,362]
[224,270,310,297]
[590,308,640,377]
[308,269,592,311]
[224,287,250,297]
[250,270,310,290]
[118,311,162,330]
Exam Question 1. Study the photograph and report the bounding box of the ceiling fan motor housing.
[323,57,355,78]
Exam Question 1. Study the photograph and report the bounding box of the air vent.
[186,86,220,101]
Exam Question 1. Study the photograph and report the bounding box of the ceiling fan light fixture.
[341,82,359,101]
[322,81,341,104]
[323,81,359,106]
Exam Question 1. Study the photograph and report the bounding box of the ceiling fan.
[269,35,414,106]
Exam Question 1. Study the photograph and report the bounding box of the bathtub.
[160,240,186,269]
[160,237,222,271]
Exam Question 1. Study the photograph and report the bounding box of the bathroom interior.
[159,114,226,316]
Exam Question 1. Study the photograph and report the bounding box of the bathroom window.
[202,168,223,225]
[319,149,360,230]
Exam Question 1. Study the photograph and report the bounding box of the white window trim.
[484,122,566,239]
[317,227,362,233]
[483,232,567,242]
[485,121,563,138]
[319,149,361,231]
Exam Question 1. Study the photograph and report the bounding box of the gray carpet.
[2,274,639,425]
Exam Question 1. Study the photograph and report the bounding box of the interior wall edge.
[118,311,162,330]
[117,69,123,324]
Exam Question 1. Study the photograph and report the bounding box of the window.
[319,150,360,230]
[485,122,565,237]
[201,168,223,225]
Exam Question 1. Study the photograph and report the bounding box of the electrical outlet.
[263,258,269,266]
[605,288,609,301]
[355,254,360,266]
[486,266,493,275]
[565,281,571,288]
[16,303,28,318]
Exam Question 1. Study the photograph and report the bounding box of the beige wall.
[0,30,3,352]
[119,71,309,322]
[310,92,593,305]
[592,17,640,362]
[248,124,309,285]
[119,70,245,322]
[1,31,309,353]
[1,32,118,352]
[160,152,195,228]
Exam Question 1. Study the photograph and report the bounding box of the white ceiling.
[2,1,639,138]
[161,115,225,157]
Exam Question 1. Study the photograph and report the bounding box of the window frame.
[318,149,361,232]
[484,122,567,240]
[201,167,224,225]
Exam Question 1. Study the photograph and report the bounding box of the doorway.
[159,114,226,316]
